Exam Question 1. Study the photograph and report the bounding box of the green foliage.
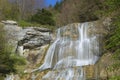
[0,24,15,74]
[95,1,120,76]
[4,4,19,20]
[10,54,26,65]
[94,0,120,61]
[104,0,120,11]
[0,24,26,75]
[0,76,4,80]
[105,16,120,52]
[103,0,120,53]
[18,20,33,27]
[0,0,20,20]
[96,0,120,16]
[31,9,55,26]
[109,76,120,80]
[107,49,120,72]
[112,49,120,60]
[102,1,120,73]
[18,20,56,30]
[105,16,120,72]
[54,1,63,12]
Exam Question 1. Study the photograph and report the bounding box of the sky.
[45,0,61,7]
[9,0,62,8]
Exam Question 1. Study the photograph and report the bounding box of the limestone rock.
[4,24,22,52]
[2,20,17,25]
[18,27,51,49]
[3,22,52,55]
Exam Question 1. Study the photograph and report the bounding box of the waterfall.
[4,74,14,80]
[34,22,101,80]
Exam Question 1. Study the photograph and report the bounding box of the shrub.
[31,9,55,26]
[18,20,33,27]
[105,16,120,52]
[0,23,26,75]
[109,76,120,80]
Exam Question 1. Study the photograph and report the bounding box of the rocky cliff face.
[2,20,53,80]
[3,18,113,80]
[17,27,51,49]
[3,22,52,55]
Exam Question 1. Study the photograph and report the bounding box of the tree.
[0,0,20,20]
[31,9,55,26]
[15,0,45,20]
[54,1,63,12]
[0,0,45,21]
[55,0,99,26]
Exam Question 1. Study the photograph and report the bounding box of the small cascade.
[34,22,102,79]
[4,74,14,80]
[43,67,85,80]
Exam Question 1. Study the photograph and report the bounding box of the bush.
[109,76,120,80]
[31,9,55,26]
[18,20,33,27]
[104,0,120,11]
[0,23,26,75]
[105,16,120,52]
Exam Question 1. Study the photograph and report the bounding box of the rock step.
[84,65,95,79]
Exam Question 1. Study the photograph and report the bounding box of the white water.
[4,74,14,80]
[43,67,85,80]
[34,22,101,79]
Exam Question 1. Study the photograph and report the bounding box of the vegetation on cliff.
[103,1,120,79]
[0,23,26,77]
[96,0,120,79]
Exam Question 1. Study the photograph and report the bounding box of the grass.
[18,20,56,31]
[0,76,4,80]
[0,23,4,27]
[109,76,120,80]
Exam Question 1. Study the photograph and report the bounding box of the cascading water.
[4,74,14,80]
[34,22,101,80]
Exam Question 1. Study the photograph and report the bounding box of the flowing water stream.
[4,22,102,80]
[35,22,102,80]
